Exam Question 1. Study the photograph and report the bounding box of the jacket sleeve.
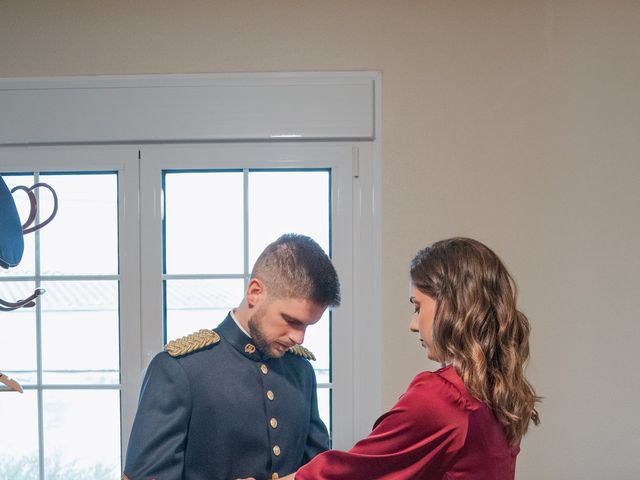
[302,364,330,463]
[295,372,468,480]
[123,352,192,479]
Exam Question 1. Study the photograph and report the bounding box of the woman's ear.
[245,278,266,309]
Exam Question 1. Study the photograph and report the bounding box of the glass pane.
[41,281,119,384]
[43,390,121,479]
[39,173,118,276]
[166,278,244,341]
[0,390,39,479]
[0,281,37,385]
[317,387,331,439]
[164,171,244,275]
[0,173,35,276]
[304,310,330,384]
[248,170,330,267]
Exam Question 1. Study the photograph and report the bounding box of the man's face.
[248,296,326,358]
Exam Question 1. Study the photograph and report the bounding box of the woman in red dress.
[245,237,541,480]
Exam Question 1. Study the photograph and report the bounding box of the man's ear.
[245,278,266,308]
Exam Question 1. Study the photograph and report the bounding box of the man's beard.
[248,305,283,358]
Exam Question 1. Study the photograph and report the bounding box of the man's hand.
[236,475,295,480]
[236,474,295,480]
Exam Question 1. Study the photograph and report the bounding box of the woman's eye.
[413,305,420,314]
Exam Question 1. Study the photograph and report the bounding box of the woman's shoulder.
[406,365,481,413]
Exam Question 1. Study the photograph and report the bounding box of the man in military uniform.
[123,233,340,480]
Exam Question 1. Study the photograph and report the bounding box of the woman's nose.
[409,315,418,333]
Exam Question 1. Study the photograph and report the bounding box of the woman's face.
[409,284,439,361]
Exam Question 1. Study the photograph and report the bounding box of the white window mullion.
[350,141,382,442]
[34,170,45,480]
[243,168,250,289]
[327,153,355,449]
[118,155,143,460]
[139,156,166,369]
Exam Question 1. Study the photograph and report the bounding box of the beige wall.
[2,1,639,478]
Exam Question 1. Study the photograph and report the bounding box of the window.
[141,144,354,436]
[0,169,122,479]
[0,72,382,477]
[1,141,364,475]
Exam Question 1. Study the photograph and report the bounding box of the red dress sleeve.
[296,369,473,480]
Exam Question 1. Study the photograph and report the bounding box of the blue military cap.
[0,175,24,269]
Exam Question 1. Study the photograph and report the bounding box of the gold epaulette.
[165,329,221,357]
[288,345,316,361]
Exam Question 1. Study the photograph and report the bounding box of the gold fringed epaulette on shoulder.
[165,329,221,357]
[288,345,316,361]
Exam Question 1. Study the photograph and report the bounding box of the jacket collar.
[216,313,270,362]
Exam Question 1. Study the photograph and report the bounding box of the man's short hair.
[251,233,341,307]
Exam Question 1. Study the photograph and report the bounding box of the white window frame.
[0,145,141,475]
[0,72,382,458]
[139,143,356,448]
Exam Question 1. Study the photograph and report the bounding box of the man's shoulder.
[145,329,225,382]
[164,329,221,358]
[286,345,316,361]
[280,345,320,382]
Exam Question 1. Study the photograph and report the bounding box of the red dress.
[296,365,519,479]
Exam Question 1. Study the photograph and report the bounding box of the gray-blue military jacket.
[124,314,329,480]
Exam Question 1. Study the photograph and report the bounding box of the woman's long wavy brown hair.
[410,237,540,445]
